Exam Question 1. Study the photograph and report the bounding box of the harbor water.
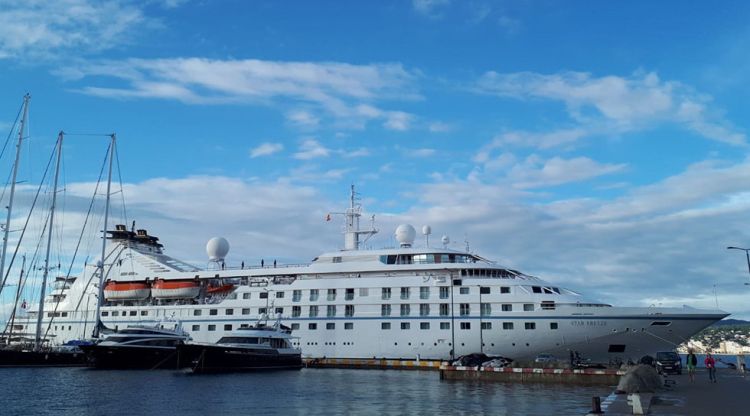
[0,367,610,415]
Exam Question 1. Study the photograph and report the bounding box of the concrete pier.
[589,368,748,415]
[440,364,624,385]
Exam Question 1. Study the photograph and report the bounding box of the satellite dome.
[206,237,230,261]
[395,224,416,247]
[422,225,431,235]
[441,235,450,247]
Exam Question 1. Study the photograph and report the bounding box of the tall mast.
[34,132,63,351]
[93,134,115,338]
[3,255,25,345]
[0,94,30,297]
[342,185,377,251]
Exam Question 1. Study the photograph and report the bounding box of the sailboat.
[0,96,86,366]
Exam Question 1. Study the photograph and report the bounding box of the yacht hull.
[0,348,86,367]
[79,345,182,370]
[178,344,302,373]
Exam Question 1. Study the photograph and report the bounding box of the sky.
[1,0,750,319]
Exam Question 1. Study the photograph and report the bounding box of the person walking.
[738,354,746,378]
[686,350,698,382]
[705,352,717,383]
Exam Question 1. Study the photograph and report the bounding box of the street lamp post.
[727,246,750,285]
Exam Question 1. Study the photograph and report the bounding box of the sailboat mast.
[0,94,30,297]
[93,134,115,338]
[6,255,26,345]
[34,132,63,351]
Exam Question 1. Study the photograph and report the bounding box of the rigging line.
[0,145,55,294]
[62,133,115,137]
[0,98,24,164]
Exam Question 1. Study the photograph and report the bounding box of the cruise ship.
[9,188,728,363]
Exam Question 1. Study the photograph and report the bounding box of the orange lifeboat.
[207,283,235,294]
[151,278,201,299]
[103,281,150,300]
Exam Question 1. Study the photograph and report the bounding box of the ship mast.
[342,185,377,250]
[92,134,115,338]
[0,94,30,298]
[34,132,63,351]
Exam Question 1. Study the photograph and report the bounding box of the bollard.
[589,396,603,414]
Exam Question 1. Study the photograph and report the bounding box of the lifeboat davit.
[151,279,201,299]
[103,281,150,301]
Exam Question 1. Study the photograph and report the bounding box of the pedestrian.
[738,354,746,378]
[273,259,277,268]
[261,259,264,268]
[686,349,698,382]
[241,261,244,269]
[705,352,717,383]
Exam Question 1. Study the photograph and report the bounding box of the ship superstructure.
[11,188,728,363]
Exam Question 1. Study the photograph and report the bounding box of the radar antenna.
[328,185,378,250]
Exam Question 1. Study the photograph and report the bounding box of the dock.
[587,368,748,415]
[440,364,624,385]
[304,357,443,370]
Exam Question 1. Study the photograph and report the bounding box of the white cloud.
[410,148,437,158]
[0,0,148,60]
[413,0,450,17]
[59,58,419,130]
[293,139,330,160]
[428,121,452,133]
[476,70,746,146]
[249,142,283,158]
[507,156,627,189]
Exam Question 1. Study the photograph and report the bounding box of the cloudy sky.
[1,1,749,319]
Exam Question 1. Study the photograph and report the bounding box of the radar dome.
[395,224,416,247]
[441,235,450,247]
[206,237,230,261]
[422,225,431,235]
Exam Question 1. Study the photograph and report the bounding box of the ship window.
[225,309,234,315]
[439,304,449,316]
[310,289,319,301]
[275,307,283,314]
[102,311,109,317]
[523,304,534,311]
[502,304,512,312]
[242,308,250,315]
[358,288,369,297]
[345,288,354,300]
[420,286,430,299]
[292,290,301,302]
[332,256,342,263]
[291,323,300,330]
[209,309,218,315]
[459,303,470,316]
[608,344,626,353]
[224,324,232,331]
[292,306,301,317]
[552,287,561,294]
[309,305,319,317]
[525,322,536,330]
[420,304,430,316]
[327,305,337,317]
[532,286,542,293]
[381,304,392,316]
[140,311,147,316]
[208,325,216,331]
[400,304,410,316]
[500,286,510,294]
[480,303,491,316]
[192,325,200,331]
[453,279,462,286]
[550,322,558,330]
[459,287,469,295]
[345,305,354,317]
[460,322,471,330]
[480,286,490,294]
[503,322,514,330]
[260,292,268,299]
[400,322,410,330]
[461,269,467,276]
[344,323,353,330]
[400,287,410,299]
[326,323,335,330]
[327,289,336,301]
[420,322,430,330]
[481,322,492,330]
[440,322,450,330]
[650,321,672,326]
[382,288,392,300]
[243,293,251,299]
[439,287,449,299]
[112,311,119,317]
[276,291,284,298]
[309,323,317,330]
[62,312,69,317]
[381,322,391,330]
[259,307,267,314]
[543,287,554,294]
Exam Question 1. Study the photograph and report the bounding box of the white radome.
[394,224,416,247]
[206,237,230,261]
[422,225,431,236]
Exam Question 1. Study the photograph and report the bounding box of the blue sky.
[1,1,750,318]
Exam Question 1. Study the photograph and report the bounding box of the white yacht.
[12,187,728,364]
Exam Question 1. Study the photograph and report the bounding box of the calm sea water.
[0,368,609,416]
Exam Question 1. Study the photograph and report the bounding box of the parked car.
[534,354,557,363]
[655,351,682,375]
